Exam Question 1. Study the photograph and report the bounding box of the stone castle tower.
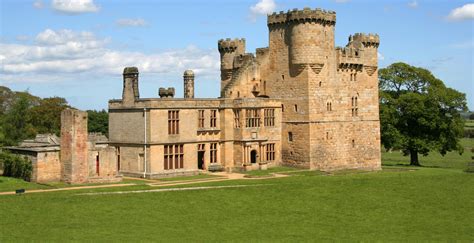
[219,7,381,170]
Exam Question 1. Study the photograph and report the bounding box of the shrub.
[466,163,474,173]
[464,129,474,138]
[0,151,32,181]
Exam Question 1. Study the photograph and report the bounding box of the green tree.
[29,97,70,135]
[379,62,467,166]
[87,109,109,137]
[2,93,36,145]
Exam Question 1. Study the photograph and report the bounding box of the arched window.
[326,102,332,111]
[351,96,359,117]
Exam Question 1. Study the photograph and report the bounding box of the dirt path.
[0,171,294,196]
[0,183,136,196]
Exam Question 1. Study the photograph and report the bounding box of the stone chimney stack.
[183,70,195,99]
[122,67,139,105]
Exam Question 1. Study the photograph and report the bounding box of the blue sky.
[1,0,473,110]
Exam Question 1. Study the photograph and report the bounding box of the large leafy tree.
[2,93,36,145]
[87,109,109,137]
[29,97,70,135]
[379,62,467,166]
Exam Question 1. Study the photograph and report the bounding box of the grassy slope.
[0,138,472,241]
[0,168,473,241]
[243,166,300,177]
[0,176,51,192]
[382,138,473,170]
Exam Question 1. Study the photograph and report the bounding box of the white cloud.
[378,52,385,61]
[116,18,148,27]
[408,0,418,8]
[35,29,99,45]
[447,3,474,21]
[16,35,30,41]
[0,29,219,84]
[33,0,44,9]
[51,0,99,14]
[333,0,350,3]
[249,0,276,21]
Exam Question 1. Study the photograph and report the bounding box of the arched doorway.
[250,150,257,164]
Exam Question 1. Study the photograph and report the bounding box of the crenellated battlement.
[336,47,362,59]
[267,11,287,26]
[268,7,336,26]
[336,47,363,70]
[349,33,380,48]
[218,38,246,53]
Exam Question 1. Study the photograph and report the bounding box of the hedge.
[0,151,32,181]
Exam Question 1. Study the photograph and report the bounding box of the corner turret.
[346,33,380,75]
[218,38,246,90]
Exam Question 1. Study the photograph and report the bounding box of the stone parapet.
[268,7,336,26]
[350,33,380,48]
[218,38,246,53]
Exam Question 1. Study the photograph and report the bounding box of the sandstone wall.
[35,151,61,183]
[60,109,89,184]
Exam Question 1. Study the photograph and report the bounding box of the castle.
[109,7,381,178]
[4,7,381,182]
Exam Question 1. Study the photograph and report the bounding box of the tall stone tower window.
[281,104,284,112]
[350,73,358,81]
[210,110,217,128]
[168,110,179,134]
[264,109,275,126]
[288,132,293,142]
[210,143,218,163]
[351,97,359,117]
[326,102,332,111]
[233,109,241,128]
[294,105,298,112]
[198,110,205,128]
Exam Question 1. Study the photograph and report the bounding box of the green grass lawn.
[0,168,472,241]
[382,138,473,170]
[0,139,473,241]
[242,166,301,177]
[157,173,223,182]
[464,120,474,128]
[0,176,51,192]
[0,176,141,193]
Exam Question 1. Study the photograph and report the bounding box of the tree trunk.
[409,149,420,166]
